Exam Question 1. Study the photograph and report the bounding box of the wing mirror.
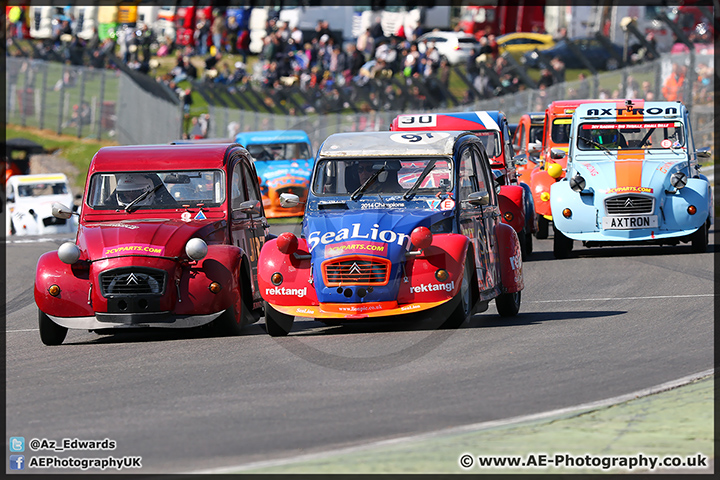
[466,191,490,206]
[513,154,528,166]
[279,193,300,208]
[550,148,566,160]
[528,142,542,155]
[52,202,75,219]
[238,199,262,215]
[696,147,711,159]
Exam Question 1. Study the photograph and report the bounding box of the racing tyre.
[214,305,244,336]
[495,290,521,317]
[39,310,68,346]
[553,225,573,259]
[536,216,549,239]
[264,301,294,336]
[442,253,477,329]
[519,228,532,259]
[690,221,708,253]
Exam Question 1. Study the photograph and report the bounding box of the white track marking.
[527,293,714,303]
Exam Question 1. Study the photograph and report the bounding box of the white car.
[6,173,78,236]
[416,31,480,65]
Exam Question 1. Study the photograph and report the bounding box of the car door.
[472,145,501,292]
[457,145,495,293]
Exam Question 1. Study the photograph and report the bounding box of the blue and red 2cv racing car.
[34,144,268,345]
[550,100,713,258]
[390,111,536,259]
[258,131,524,336]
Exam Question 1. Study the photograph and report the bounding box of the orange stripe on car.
[615,153,644,187]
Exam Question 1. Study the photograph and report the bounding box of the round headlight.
[410,226,433,251]
[670,172,687,189]
[186,238,208,261]
[58,242,81,264]
[276,232,298,254]
[562,208,572,218]
[569,174,586,192]
[547,163,563,179]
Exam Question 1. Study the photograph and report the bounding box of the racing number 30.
[400,115,435,126]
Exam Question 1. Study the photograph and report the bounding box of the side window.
[458,148,478,199]
[472,146,495,204]
[231,162,248,209]
[514,123,525,152]
[242,163,261,205]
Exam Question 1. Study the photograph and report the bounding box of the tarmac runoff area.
[195,370,713,474]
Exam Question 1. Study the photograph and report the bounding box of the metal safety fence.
[6,57,183,145]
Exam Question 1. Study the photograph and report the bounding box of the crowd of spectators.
[5,5,715,128]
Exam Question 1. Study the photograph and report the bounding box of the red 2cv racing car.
[257,131,523,336]
[34,144,268,345]
[390,111,536,259]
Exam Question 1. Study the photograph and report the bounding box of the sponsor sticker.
[580,162,600,177]
[194,211,207,220]
[103,244,165,256]
[181,212,192,222]
[265,286,307,297]
[360,202,404,210]
[337,304,384,313]
[325,240,388,258]
[426,199,441,210]
[605,186,653,195]
[602,215,658,229]
[440,198,455,211]
[661,139,672,148]
[410,281,455,294]
[307,223,410,251]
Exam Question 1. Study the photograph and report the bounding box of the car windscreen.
[87,170,225,209]
[577,121,685,151]
[312,157,453,198]
[246,142,311,161]
[469,130,501,158]
[551,118,572,144]
[17,182,68,197]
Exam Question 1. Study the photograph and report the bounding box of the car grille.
[605,195,654,215]
[43,217,67,227]
[323,257,391,286]
[99,268,167,297]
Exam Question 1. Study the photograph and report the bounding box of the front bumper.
[269,298,453,320]
[47,310,225,330]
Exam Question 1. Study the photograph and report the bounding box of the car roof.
[234,130,311,144]
[318,131,473,158]
[9,173,69,184]
[545,99,642,115]
[393,111,505,132]
[89,144,242,173]
[574,100,686,119]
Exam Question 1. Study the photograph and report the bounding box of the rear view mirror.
[513,154,528,166]
[466,191,490,206]
[279,193,300,208]
[528,142,542,155]
[238,199,262,215]
[52,202,74,219]
[550,148,566,160]
[696,147,711,159]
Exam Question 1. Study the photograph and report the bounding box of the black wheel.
[264,301,294,336]
[553,224,573,259]
[690,221,708,253]
[213,305,245,336]
[39,310,68,346]
[495,290,521,317]
[442,253,476,329]
[536,215,549,239]
[518,228,532,260]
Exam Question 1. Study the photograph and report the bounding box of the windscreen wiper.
[125,183,162,212]
[403,159,437,201]
[350,165,386,201]
[579,136,612,154]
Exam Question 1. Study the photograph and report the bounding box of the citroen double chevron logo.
[348,263,362,275]
[624,198,634,208]
[126,273,140,285]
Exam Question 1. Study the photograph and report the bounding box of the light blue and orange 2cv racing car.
[257,131,524,336]
[550,99,712,258]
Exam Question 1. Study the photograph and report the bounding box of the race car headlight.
[58,242,81,264]
[569,174,586,192]
[276,232,298,254]
[547,163,563,179]
[670,172,687,189]
[410,226,433,251]
[186,238,208,261]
